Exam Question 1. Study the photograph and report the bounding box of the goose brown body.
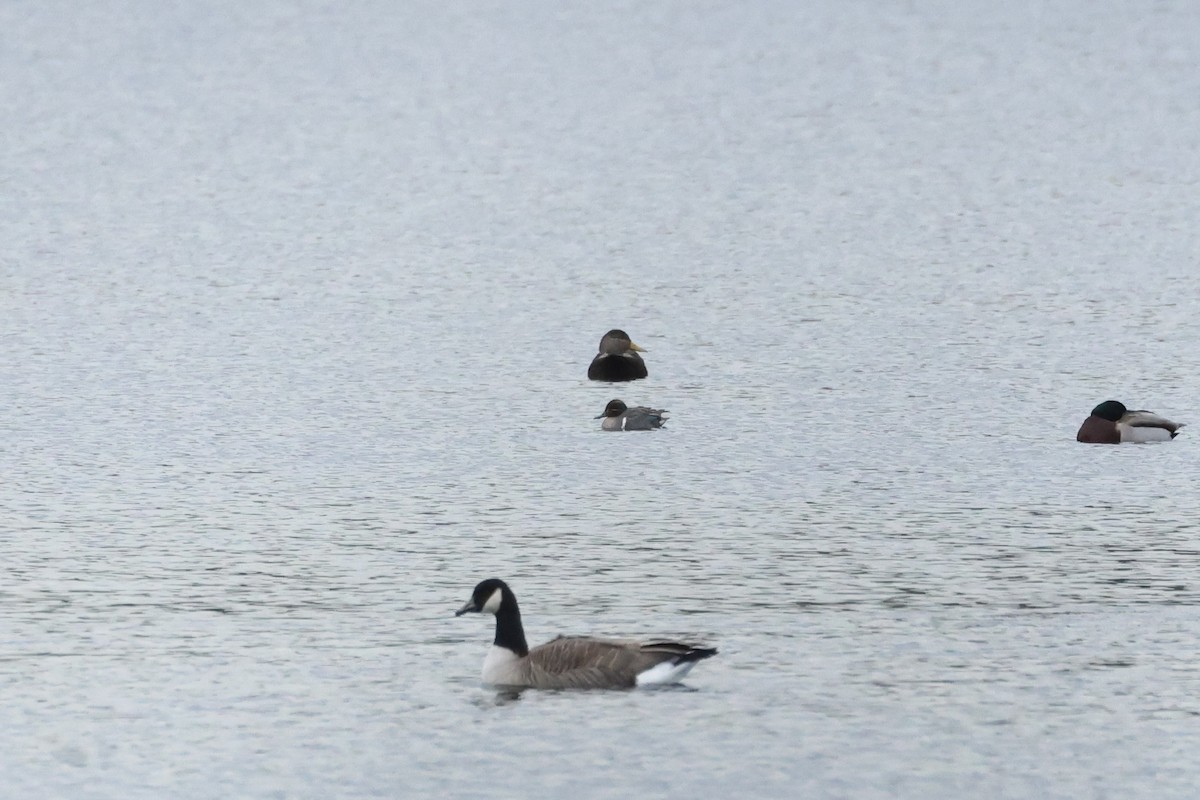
[488,636,715,689]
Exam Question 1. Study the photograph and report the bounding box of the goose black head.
[455,578,512,617]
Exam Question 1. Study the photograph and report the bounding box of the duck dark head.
[455,578,513,617]
[588,329,649,381]
[1091,400,1127,421]
[597,329,645,355]
[595,399,628,419]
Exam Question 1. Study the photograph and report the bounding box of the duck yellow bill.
[628,342,646,352]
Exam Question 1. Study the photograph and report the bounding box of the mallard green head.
[1091,400,1127,421]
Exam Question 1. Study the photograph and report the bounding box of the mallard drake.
[1076,400,1184,443]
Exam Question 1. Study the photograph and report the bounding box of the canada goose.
[595,399,668,431]
[455,578,717,690]
[1076,400,1184,443]
[587,329,648,382]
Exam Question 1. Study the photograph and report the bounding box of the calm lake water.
[4,1,1200,798]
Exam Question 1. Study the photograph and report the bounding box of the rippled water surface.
[4,1,1200,798]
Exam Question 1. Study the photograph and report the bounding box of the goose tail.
[634,643,718,686]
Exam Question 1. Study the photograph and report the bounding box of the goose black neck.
[493,598,529,657]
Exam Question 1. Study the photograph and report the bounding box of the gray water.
[4,1,1200,797]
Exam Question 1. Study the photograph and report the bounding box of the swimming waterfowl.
[1076,400,1184,443]
[455,578,717,690]
[595,399,668,431]
[587,329,648,382]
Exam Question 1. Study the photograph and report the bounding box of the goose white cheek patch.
[482,587,504,614]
